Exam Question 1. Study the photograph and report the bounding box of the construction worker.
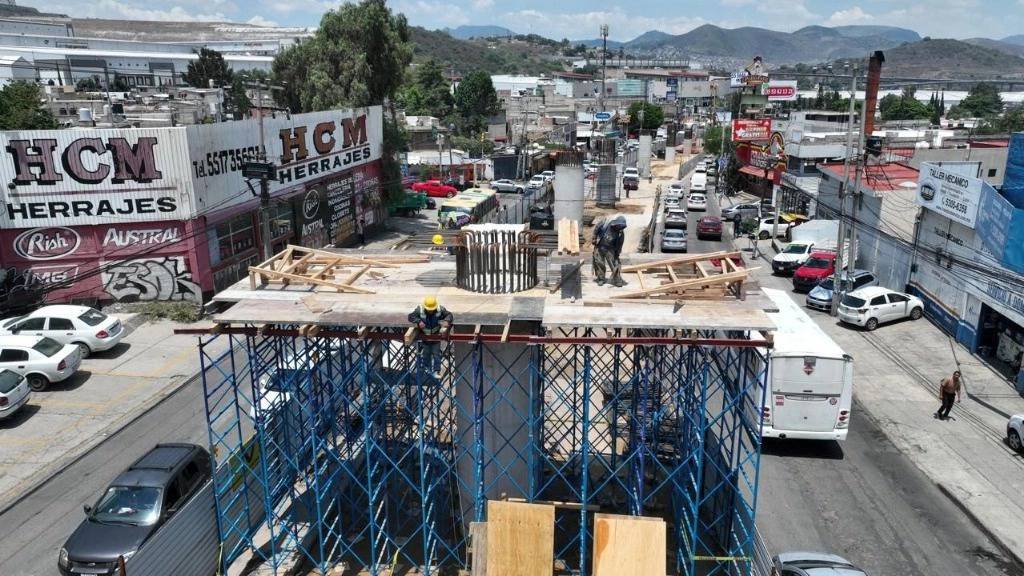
[408,296,453,378]
[592,215,627,287]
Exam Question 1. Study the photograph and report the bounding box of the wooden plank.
[501,321,512,343]
[283,244,400,268]
[404,326,418,345]
[635,270,647,290]
[592,513,666,576]
[248,267,375,294]
[310,256,345,280]
[621,251,741,272]
[486,500,554,576]
[667,265,680,282]
[342,265,372,286]
[281,251,316,275]
[470,522,487,576]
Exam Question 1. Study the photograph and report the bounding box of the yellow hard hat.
[432,234,444,245]
[423,296,438,311]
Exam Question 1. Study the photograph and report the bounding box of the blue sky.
[29,0,1024,41]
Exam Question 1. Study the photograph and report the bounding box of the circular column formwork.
[455,229,539,293]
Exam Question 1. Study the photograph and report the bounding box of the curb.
[936,482,1024,567]
[0,367,201,516]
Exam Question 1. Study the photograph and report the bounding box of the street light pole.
[830,64,859,316]
[599,24,608,113]
[448,123,455,183]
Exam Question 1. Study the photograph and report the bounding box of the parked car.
[540,170,555,182]
[1008,414,1024,453]
[665,208,688,230]
[772,241,818,275]
[527,174,547,191]
[721,202,763,222]
[664,196,682,212]
[622,167,640,191]
[696,216,723,240]
[412,180,458,198]
[0,335,80,391]
[773,552,868,576]
[838,286,924,331]
[792,251,838,293]
[806,270,877,312]
[59,444,213,576]
[0,368,31,420]
[687,193,707,211]
[660,229,688,253]
[0,305,124,358]
[489,179,525,194]
[757,217,795,240]
[667,182,686,196]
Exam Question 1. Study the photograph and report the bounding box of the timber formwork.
[191,250,773,576]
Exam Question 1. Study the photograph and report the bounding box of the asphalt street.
[658,168,1020,575]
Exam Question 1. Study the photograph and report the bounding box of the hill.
[574,38,625,49]
[408,27,564,75]
[624,23,911,64]
[837,38,1024,79]
[831,25,920,43]
[1003,35,1024,46]
[444,25,515,39]
[964,38,1024,59]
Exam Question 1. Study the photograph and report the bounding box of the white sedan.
[667,182,686,196]
[838,286,924,331]
[1009,414,1024,453]
[757,217,795,240]
[0,335,81,391]
[0,368,31,420]
[0,305,124,358]
[687,193,707,211]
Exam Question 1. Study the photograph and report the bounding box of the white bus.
[754,288,854,441]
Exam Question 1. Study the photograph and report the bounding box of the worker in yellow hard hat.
[408,296,454,378]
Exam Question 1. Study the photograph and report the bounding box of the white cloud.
[720,0,754,6]
[44,0,230,21]
[505,8,706,41]
[472,0,494,9]
[246,15,278,27]
[392,0,470,27]
[826,6,873,26]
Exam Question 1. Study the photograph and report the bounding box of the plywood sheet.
[486,500,554,576]
[592,513,666,576]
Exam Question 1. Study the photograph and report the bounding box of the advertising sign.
[187,106,383,215]
[731,119,772,142]
[766,80,798,101]
[0,128,194,228]
[594,111,612,121]
[915,162,983,228]
[715,111,733,124]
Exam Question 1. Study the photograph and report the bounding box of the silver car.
[806,270,877,312]
[490,179,525,194]
[660,229,687,253]
[774,552,868,576]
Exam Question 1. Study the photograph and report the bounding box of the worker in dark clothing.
[408,296,454,378]
[592,215,627,287]
[732,214,742,237]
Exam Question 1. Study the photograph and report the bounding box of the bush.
[128,301,203,323]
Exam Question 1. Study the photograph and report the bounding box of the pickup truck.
[622,167,639,191]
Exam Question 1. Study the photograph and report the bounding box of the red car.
[412,180,458,198]
[696,216,723,240]
[792,250,837,293]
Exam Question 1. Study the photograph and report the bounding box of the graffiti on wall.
[101,256,201,302]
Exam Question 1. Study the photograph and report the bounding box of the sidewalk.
[615,155,692,252]
[752,265,1024,563]
[0,316,227,512]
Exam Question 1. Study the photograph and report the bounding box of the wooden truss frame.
[613,251,756,300]
[248,245,428,294]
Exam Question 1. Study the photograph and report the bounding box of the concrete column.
[554,164,584,223]
[639,134,653,179]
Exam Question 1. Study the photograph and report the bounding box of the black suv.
[58,443,212,575]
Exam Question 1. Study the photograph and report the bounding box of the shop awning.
[739,165,771,178]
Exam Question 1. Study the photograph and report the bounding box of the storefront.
[0,105,384,305]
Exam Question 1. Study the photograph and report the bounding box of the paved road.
[655,168,1020,575]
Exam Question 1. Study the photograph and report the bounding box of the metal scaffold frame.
[197,324,768,576]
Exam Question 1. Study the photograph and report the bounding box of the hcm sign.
[0,128,193,227]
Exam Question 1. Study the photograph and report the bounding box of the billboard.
[915,162,983,228]
[766,80,798,101]
[731,119,772,142]
[0,128,195,228]
[187,106,383,216]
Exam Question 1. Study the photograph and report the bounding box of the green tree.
[452,134,494,158]
[999,105,1024,132]
[270,0,413,199]
[401,59,452,119]
[75,76,100,91]
[879,90,931,121]
[0,82,58,130]
[453,70,499,134]
[183,48,233,89]
[704,125,731,156]
[950,83,1003,118]
[625,101,663,131]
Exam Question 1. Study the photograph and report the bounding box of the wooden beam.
[342,264,372,286]
[404,326,419,345]
[501,321,512,343]
[310,256,344,280]
[666,265,680,282]
[280,251,316,275]
[621,251,741,272]
[357,326,370,339]
[613,269,754,299]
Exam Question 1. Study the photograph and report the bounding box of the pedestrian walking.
[935,370,962,420]
[356,216,366,246]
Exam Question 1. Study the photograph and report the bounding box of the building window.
[988,168,998,178]
[210,212,256,265]
[269,201,294,239]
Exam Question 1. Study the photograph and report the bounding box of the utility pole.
[242,82,279,261]
[448,123,455,183]
[599,24,608,113]
[830,64,859,316]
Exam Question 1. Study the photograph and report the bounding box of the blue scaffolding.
[198,324,768,575]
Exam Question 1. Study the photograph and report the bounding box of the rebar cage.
[199,325,768,576]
